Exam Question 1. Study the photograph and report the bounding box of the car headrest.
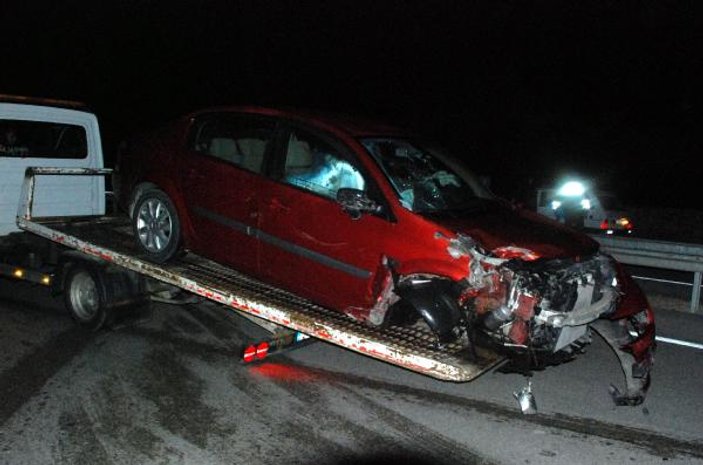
[286,136,313,169]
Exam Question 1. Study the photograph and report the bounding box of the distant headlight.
[580,198,591,210]
[551,200,562,210]
[557,181,586,197]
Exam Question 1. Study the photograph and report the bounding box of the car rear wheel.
[133,188,181,263]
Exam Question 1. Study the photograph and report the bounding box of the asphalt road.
[1,278,702,465]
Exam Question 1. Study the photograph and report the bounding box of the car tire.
[132,188,181,263]
[64,264,111,330]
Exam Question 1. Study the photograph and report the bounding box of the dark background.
[2,1,701,208]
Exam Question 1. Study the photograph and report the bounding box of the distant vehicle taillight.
[616,217,633,230]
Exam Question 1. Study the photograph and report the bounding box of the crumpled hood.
[426,204,599,259]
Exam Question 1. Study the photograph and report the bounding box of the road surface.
[1,278,702,465]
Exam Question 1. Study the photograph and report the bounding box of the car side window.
[192,117,274,174]
[283,130,366,200]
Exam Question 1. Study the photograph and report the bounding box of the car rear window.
[0,119,87,159]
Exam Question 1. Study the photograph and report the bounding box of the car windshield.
[360,137,493,213]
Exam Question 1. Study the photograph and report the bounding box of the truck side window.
[54,126,87,157]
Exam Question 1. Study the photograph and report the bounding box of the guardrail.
[592,235,703,313]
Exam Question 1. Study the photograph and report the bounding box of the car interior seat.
[236,138,267,173]
[285,135,314,176]
[209,138,241,164]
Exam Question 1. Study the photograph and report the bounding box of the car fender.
[395,257,469,283]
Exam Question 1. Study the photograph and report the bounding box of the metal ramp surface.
[19,215,504,381]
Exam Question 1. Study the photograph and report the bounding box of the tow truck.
[0,96,503,383]
[13,166,503,380]
[1,97,652,411]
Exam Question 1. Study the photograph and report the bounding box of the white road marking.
[655,335,703,350]
[628,331,703,350]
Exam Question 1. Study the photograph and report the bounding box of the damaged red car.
[116,106,654,405]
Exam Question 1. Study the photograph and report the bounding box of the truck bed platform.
[18,211,504,381]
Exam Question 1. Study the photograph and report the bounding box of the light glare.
[557,181,586,197]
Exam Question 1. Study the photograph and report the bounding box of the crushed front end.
[445,234,655,405]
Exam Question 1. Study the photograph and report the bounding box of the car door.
[180,114,276,276]
[258,126,397,312]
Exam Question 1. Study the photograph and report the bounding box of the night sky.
[2,1,701,208]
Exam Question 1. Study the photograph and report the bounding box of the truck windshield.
[360,137,493,213]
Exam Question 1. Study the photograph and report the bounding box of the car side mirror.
[336,188,380,220]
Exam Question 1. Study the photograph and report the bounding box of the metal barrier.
[592,235,703,313]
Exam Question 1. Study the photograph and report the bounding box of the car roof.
[185,105,409,138]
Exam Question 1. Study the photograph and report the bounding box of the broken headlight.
[470,253,621,353]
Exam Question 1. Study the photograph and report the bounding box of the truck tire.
[132,188,181,263]
[64,264,112,330]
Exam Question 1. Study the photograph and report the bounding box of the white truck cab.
[0,96,145,330]
[0,96,105,236]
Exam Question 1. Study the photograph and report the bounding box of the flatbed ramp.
[18,213,504,381]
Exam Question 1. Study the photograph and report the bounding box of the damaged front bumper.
[445,235,656,405]
[346,234,655,406]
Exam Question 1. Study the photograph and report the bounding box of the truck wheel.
[133,188,181,263]
[64,265,110,330]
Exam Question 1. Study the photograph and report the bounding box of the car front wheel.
[133,188,181,263]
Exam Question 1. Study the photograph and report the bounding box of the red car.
[116,106,654,404]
